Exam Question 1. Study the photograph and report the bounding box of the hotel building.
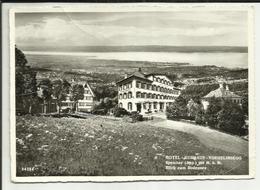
[116,68,181,114]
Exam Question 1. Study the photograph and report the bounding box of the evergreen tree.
[15,46,37,114]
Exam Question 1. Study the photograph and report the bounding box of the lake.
[24,51,248,71]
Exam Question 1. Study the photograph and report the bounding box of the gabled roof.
[85,82,95,97]
[71,81,95,97]
[203,86,241,99]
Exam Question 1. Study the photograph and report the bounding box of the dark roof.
[145,73,173,82]
[116,70,152,84]
[145,73,167,77]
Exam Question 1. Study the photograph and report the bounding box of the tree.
[187,99,200,119]
[217,100,245,135]
[166,96,188,120]
[195,106,206,125]
[71,84,84,112]
[241,95,248,116]
[93,85,117,101]
[15,46,37,114]
[52,79,71,114]
[38,79,52,114]
[204,98,222,128]
[15,46,27,67]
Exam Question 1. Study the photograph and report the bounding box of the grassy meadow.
[16,115,248,176]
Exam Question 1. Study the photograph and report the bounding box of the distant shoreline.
[20,45,248,53]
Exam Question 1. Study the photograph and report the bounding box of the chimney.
[226,84,229,91]
[124,74,128,79]
[138,68,142,72]
[219,82,224,89]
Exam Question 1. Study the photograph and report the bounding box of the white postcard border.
[9,3,256,182]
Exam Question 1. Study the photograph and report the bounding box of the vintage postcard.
[10,4,255,182]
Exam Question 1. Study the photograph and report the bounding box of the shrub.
[61,108,71,114]
[91,108,107,115]
[113,107,129,117]
[130,111,143,122]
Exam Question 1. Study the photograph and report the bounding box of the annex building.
[201,82,242,110]
[116,68,181,114]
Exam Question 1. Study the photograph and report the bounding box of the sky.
[15,11,248,48]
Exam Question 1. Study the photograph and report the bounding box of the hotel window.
[141,93,146,98]
[119,103,123,108]
[129,82,132,88]
[154,102,157,109]
[128,92,132,99]
[84,89,89,94]
[143,103,147,110]
[123,93,127,99]
[147,93,150,99]
[136,81,141,88]
[156,95,159,99]
[147,84,151,90]
[156,86,159,91]
[119,94,122,99]
[128,102,132,111]
[149,103,152,110]
[141,83,146,89]
[136,92,141,98]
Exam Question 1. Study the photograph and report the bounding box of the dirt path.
[150,119,248,156]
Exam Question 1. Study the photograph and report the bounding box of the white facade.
[117,72,181,114]
[61,82,95,112]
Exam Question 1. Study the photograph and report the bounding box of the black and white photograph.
[10,4,255,182]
